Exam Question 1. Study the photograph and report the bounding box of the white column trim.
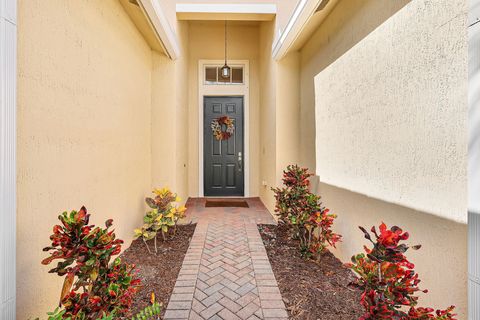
[0,0,17,318]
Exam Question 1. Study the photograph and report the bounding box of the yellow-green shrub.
[134,188,186,254]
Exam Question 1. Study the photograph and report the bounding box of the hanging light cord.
[224,20,228,65]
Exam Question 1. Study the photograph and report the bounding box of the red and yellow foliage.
[42,207,140,319]
[348,223,456,320]
[272,165,341,258]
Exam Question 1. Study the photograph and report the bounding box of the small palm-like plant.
[134,188,187,254]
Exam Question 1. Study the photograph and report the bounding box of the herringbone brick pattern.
[164,198,287,320]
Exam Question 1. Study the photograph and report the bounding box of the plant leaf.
[59,272,74,307]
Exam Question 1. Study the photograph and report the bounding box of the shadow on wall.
[310,179,468,319]
[299,0,411,170]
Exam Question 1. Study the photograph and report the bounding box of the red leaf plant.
[42,207,141,319]
[272,165,341,258]
[348,223,456,320]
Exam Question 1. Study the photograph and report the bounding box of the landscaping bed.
[120,223,196,317]
[258,223,364,320]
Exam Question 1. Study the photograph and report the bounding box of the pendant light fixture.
[220,20,231,79]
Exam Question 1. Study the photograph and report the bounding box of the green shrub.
[134,187,186,254]
[272,165,341,258]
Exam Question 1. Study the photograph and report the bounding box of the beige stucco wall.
[17,1,153,318]
[151,21,189,201]
[299,0,468,317]
[275,52,300,185]
[186,21,261,197]
[259,21,277,210]
[174,21,190,201]
[313,0,468,224]
[258,22,301,212]
[151,52,176,188]
[300,0,411,171]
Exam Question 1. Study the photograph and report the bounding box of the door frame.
[198,59,250,197]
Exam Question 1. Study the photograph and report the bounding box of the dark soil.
[258,224,364,320]
[120,224,196,317]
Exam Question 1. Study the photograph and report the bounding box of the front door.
[204,96,244,196]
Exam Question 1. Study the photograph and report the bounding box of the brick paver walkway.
[164,198,288,320]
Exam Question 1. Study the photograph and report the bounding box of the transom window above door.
[204,65,244,85]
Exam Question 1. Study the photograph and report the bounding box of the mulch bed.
[258,224,364,320]
[120,224,196,317]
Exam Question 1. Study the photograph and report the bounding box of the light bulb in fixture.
[221,64,231,79]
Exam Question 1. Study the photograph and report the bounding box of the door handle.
[238,152,243,172]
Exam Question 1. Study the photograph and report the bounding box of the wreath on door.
[211,116,235,141]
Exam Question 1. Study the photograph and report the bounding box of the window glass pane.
[205,67,217,83]
[232,68,243,83]
[217,67,230,83]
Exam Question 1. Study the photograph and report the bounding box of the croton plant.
[41,207,140,319]
[348,223,456,320]
[272,165,341,258]
[134,187,186,254]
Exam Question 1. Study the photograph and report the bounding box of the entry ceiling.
[176,3,276,21]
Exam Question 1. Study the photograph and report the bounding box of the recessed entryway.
[198,60,250,197]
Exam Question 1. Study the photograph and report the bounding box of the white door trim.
[198,59,250,197]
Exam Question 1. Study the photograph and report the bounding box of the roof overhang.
[176,3,276,21]
[272,0,338,61]
[138,0,180,59]
[120,0,180,60]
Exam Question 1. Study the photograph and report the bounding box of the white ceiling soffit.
[137,0,180,60]
[176,3,277,21]
[272,0,330,61]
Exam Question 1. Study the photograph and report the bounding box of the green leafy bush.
[41,207,140,319]
[134,187,186,254]
[272,165,341,258]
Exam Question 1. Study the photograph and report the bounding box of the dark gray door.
[204,96,244,196]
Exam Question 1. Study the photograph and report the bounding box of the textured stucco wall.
[300,0,410,171]
[298,0,468,317]
[186,21,260,197]
[258,22,301,213]
[17,1,152,318]
[150,21,189,201]
[275,52,300,187]
[469,4,480,214]
[174,21,190,201]
[468,0,480,317]
[314,0,468,224]
[151,51,177,188]
[259,21,277,211]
